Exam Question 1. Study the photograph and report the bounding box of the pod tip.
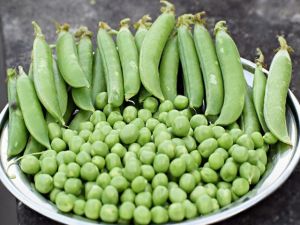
[32,21,44,38]
[255,48,265,66]
[194,11,207,25]
[120,18,131,29]
[134,14,152,30]
[214,20,227,35]
[55,22,70,34]
[160,0,175,14]
[277,35,293,53]
[75,26,93,39]
[7,68,16,79]
[177,14,194,28]
[98,21,111,31]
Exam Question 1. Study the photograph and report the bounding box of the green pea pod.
[28,63,33,80]
[7,68,28,157]
[214,21,246,125]
[139,1,176,101]
[97,22,124,107]
[241,87,260,134]
[69,110,93,131]
[24,136,45,155]
[56,23,90,88]
[159,33,179,101]
[177,14,204,108]
[16,67,50,149]
[52,58,68,116]
[31,22,64,125]
[91,48,106,104]
[194,12,224,116]
[264,36,292,145]
[71,27,95,112]
[117,18,141,101]
[63,94,76,124]
[253,49,269,132]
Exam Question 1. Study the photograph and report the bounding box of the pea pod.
[177,14,204,108]
[97,22,124,107]
[134,15,152,53]
[91,48,106,104]
[71,27,95,112]
[264,36,292,145]
[7,68,28,157]
[69,110,92,131]
[24,136,45,155]
[63,95,76,124]
[28,63,33,80]
[117,18,141,100]
[139,1,176,101]
[31,22,64,125]
[159,33,179,101]
[194,12,224,116]
[56,23,89,88]
[16,67,50,149]
[253,49,268,132]
[240,87,260,134]
[214,21,246,125]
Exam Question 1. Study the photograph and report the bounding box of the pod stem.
[120,18,131,29]
[255,48,265,67]
[214,20,228,35]
[277,36,293,53]
[177,14,194,28]
[160,0,175,14]
[55,22,70,34]
[18,66,26,76]
[7,68,16,79]
[134,14,152,30]
[32,21,44,38]
[75,26,93,39]
[194,11,207,25]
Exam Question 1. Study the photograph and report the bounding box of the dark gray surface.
[1,0,300,224]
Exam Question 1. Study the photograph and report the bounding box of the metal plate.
[0,58,300,225]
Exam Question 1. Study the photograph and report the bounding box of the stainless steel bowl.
[0,58,299,225]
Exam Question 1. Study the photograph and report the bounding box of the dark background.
[1,0,300,224]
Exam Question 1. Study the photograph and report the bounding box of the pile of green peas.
[19,92,273,224]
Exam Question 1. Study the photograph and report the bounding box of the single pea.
[139,150,155,165]
[256,160,266,175]
[256,148,268,165]
[174,95,189,110]
[250,165,261,184]
[140,165,155,181]
[232,177,250,196]
[180,108,194,120]
[175,145,188,157]
[107,111,123,126]
[90,110,106,125]
[73,199,86,216]
[62,129,76,144]
[144,119,158,133]
[251,132,264,148]
[84,199,101,220]
[135,192,152,208]
[183,199,198,219]
[138,109,152,122]
[169,187,187,203]
[123,151,138,164]
[198,138,218,158]
[190,186,207,202]
[66,162,80,178]
[110,176,128,192]
[79,121,94,132]
[157,140,175,159]
[194,125,214,143]
[143,96,159,113]
[134,206,151,225]
[151,206,169,224]
[239,162,260,184]
[171,115,190,137]
[64,178,82,195]
[79,129,92,142]
[122,106,137,123]
[76,151,92,166]
[131,176,147,193]
[153,154,170,173]
[159,100,174,112]
[89,129,105,143]
[180,153,198,172]
[86,184,103,200]
[98,123,112,137]
[165,109,180,127]
[50,188,61,203]
[91,141,108,157]
[119,124,139,145]
[51,138,66,152]
[128,143,141,154]
[211,126,225,139]
[35,174,53,194]
[95,92,108,110]
[130,118,145,130]
[179,173,196,193]
[152,185,169,206]
[144,142,156,151]
[41,157,57,176]
[124,160,141,181]
[81,162,99,181]
[61,151,75,165]
[169,158,186,177]
[101,185,119,204]
[153,123,168,137]
[158,111,168,123]
[236,134,254,150]
[48,123,62,140]
[119,201,135,220]
[120,188,136,203]
[218,133,234,150]
[110,143,126,158]
[137,127,151,146]
[182,135,197,152]
[204,183,218,198]
[263,132,278,145]
[152,173,168,189]
[105,131,120,149]
[84,140,97,153]
[191,169,201,183]
[113,121,126,132]
[100,204,118,222]
[40,149,57,160]
[196,194,213,215]
[96,172,111,189]
[58,164,68,174]
[231,145,249,163]
[190,114,208,129]
[168,181,179,190]
[20,155,40,175]
[53,171,67,189]
[217,181,232,189]
[92,156,105,170]
[200,167,218,183]
[229,128,243,142]
[55,192,74,212]
[103,104,120,117]
[215,148,229,160]
[154,131,171,146]
[220,161,238,182]
[105,153,122,171]
[69,136,84,154]
[172,137,185,146]
[208,152,225,170]
[168,203,185,222]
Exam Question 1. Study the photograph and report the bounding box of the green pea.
[53,172,67,189]
[208,152,225,170]
[107,111,123,126]
[90,141,108,157]
[41,157,57,176]
[96,172,111,189]
[190,186,207,202]
[101,185,119,204]
[135,192,152,208]
[92,156,105,170]
[151,206,169,224]
[69,136,84,154]
[169,158,186,177]
[119,201,135,220]
[211,126,225,138]
[79,121,94,132]
[142,96,158,113]
[139,150,155,165]
[79,130,92,142]
[180,108,194,120]
[138,109,152,122]
[172,115,190,137]
[137,127,151,146]
[20,155,40,175]
[105,153,122,171]
[35,174,53,194]
[40,149,57,160]
[153,154,169,173]
[165,109,180,127]
[51,138,66,152]
[58,164,68,174]
[151,185,168,206]
[110,143,126,158]
[110,176,128,192]
[48,123,62,140]
[152,173,168,189]
[119,124,139,145]
[103,104,120,117]
[66,162,80,178]
[134,206,151,225]
[256,148,267,165]
[191,169,201,183]
[215,148,229,160]
[179,173,196,193]
[190,114,208,129]
[220,161,238,182]
[100,204,118,222]
[217,181,232,189]
[229,128,243,142]
[88,129,105,143]
[182,135,197,152]
[218,133,233,149]
[128,143,141,154]
[200,167,218,183]
[84,199,101,220]
[153,123,167,136]
[113,120,126,131]
[194,125,214,143]
[55,192,74,212]
[95,92,108,110]
[154,131,171,146]
[236,134,254,150]
[121,188,136,203]
[204,183,217,198]
[190,150,202,165]
[158,111,168,123]
[169,186,187,203]
[239,162,261,184]
[132,176,147,193]
[168,203,185,222]
[76,151,92,166]
[73,199,86,216]
[232,177,250,196]
[174,95,189,110]
[145,118,159,132]
[124,160,141,181]
[263,132,278,145]
[250,132,264,148]
[180,153,198,172]
[198,138,218,158]
[130,118,144,131]
[98,123,112,136]
[81,162,99,181]
[64,178,82,195]
[231,145,249,163]
[183,199,198,219]
[157,140,175,159]
[50,188,62,203]
[196,194,213,215]
[87,184,103,200]
[62,129,76,143]
[256,160,266,175]
[80,143,92,154]
[105,131,120,149]
[90,110,106,125]
[174,145,188,158]
[159,100,174,112]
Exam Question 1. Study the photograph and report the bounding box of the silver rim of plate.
[0,58,300,225]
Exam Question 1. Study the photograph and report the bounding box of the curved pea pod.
[253,49,268,132]
[139,1,176,101]
[31,22,64,125]
[264,36,292,145]
[159,33,179,101]
[240,87,260,134]
[63,95,76,124]
[194,12,224,116]
[69,110,93,131]
[134,14,152,53]
[28,63,33,80]
[177,14,204,108]
[56,23,89,88]
[7,68,28,157]
[97,22,124,107]
[71,27,95,112]
[91,48,106,104]
[117,18,141,100]
[16,67,50,149]
[214,21,246,125]
[52,58,68,115]
[24,136,45,155]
